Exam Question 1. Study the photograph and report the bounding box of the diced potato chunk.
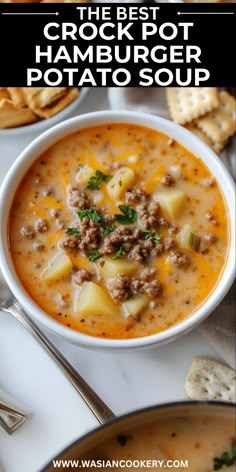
[74,281,116,317]
[40,253,72,283]
[98,259,138,278]
[154,190,186,219]
[76,165,95,186]
[123,295,148,319]
[106,167,135,200]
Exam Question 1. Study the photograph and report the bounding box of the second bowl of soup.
[0,111,235,349]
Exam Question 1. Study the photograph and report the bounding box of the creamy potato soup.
[82,414,236,472]
[9,123,229,339]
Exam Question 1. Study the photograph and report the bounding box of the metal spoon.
[0,400,30,435]
[0,282,114,425]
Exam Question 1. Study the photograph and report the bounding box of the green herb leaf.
[115,205,138,225]
[86,251,102,262]
[112,246,126,260]
[87,170,111,190]
[77,164,84,171]
[65,228,80,238]
[213,444,236,470]
[77,208,101,222]
[143,229,162,244]
[102,224,117,235]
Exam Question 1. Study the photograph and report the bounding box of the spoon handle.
[5,299,114,425]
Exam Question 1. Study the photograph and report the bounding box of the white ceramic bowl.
[0,88,89,137]
[0,111,235,350]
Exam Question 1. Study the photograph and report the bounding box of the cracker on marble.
[185,356,236,403]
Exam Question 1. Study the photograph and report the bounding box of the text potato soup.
[9,124,229,339]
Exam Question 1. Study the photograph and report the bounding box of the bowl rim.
[0,110,235,350]
[0,87,89,137]
[40,399,236,472]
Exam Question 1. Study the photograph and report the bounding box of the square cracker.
[185,122,224,154]
[185,356,236,403]
[195,90,236,143]
[30,88,79,118]
[7,87,27,108]
[22,87,45,102]
[28,87,67,109]
[0,99,37,129]
[166,87,219,125]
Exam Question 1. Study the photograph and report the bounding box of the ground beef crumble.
[21,225,35,239]
[164,236,176,251]
[158,217,169,227]
[151,243,164,257]
[100,226,141,256]
[160,173,175,187]
[140,267,157,281]
[35,218,49,233]
[138,201,160,229]
[33,241,45,251]
[42,186,54,197]
[168,251,190,269]
[73,269,93,285]
[61,234,80,249]
[67,186,90,210]
[131,278,162,299]
[204,233,217,244]
[108,273,131,302]
[50,208,60,218]
[126,188,148,204]
[129,243,149,261]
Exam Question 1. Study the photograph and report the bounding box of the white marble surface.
[0,89,222,472]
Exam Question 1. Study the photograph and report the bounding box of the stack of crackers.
[166,88,236,154]
[0,87,79,129]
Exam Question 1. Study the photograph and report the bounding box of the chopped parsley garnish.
[77,164,84,171]
[77,208,101,222]
[86,251,102,262]
[65,228,80,238]
[112,246,126,260]
[115,205,138,225]
[87,170,111,190]
[117,435,132,446]
[143,229,162,244]
[213,444,236,470]
[102,224,117,235]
